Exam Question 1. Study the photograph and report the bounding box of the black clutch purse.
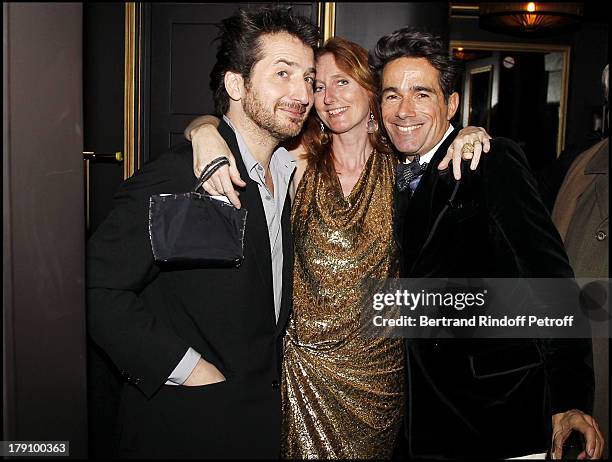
[149,156,247,267]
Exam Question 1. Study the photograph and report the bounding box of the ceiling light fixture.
[479,2,583,35]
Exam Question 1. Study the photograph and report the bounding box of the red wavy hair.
[300,37,392,181]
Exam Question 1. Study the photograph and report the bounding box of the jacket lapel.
[218,121,274,306]
[584,138,608,175]
[402,129,460,275]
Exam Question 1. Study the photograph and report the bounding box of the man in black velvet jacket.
[372,28,604,459]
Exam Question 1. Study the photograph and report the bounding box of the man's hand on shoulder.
[188,117,245,208]
[438,126,492,179]
[183,358,226,386]
[550,409,604,459]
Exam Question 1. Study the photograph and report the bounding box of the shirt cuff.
[165,347,201,386]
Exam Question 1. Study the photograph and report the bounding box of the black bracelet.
[193,156,230,191]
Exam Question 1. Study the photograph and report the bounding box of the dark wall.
[3,3,88,456]
[335,2,449,53]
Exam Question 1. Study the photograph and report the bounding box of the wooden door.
[144,2,319,162]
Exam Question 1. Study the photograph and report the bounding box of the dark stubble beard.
[242,87,306,141]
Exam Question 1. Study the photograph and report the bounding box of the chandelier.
[479,3,583,35]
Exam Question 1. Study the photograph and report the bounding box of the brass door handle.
[83,151,123,162]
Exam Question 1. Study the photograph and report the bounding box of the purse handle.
[192,156,230,192]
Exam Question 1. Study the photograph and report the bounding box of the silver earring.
[320,121,325,132]
[367,111,378,134]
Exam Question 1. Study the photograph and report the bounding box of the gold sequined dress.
[281,149,405,459]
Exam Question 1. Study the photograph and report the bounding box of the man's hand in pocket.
[183,358,226,386]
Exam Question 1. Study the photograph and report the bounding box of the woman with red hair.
[281,37,404,458]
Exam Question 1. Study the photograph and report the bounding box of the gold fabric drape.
[282,149,405,459]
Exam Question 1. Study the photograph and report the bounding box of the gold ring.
[461,143,475,154]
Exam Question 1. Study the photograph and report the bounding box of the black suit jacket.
[87,120,293,458]
[395,129,594,459]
